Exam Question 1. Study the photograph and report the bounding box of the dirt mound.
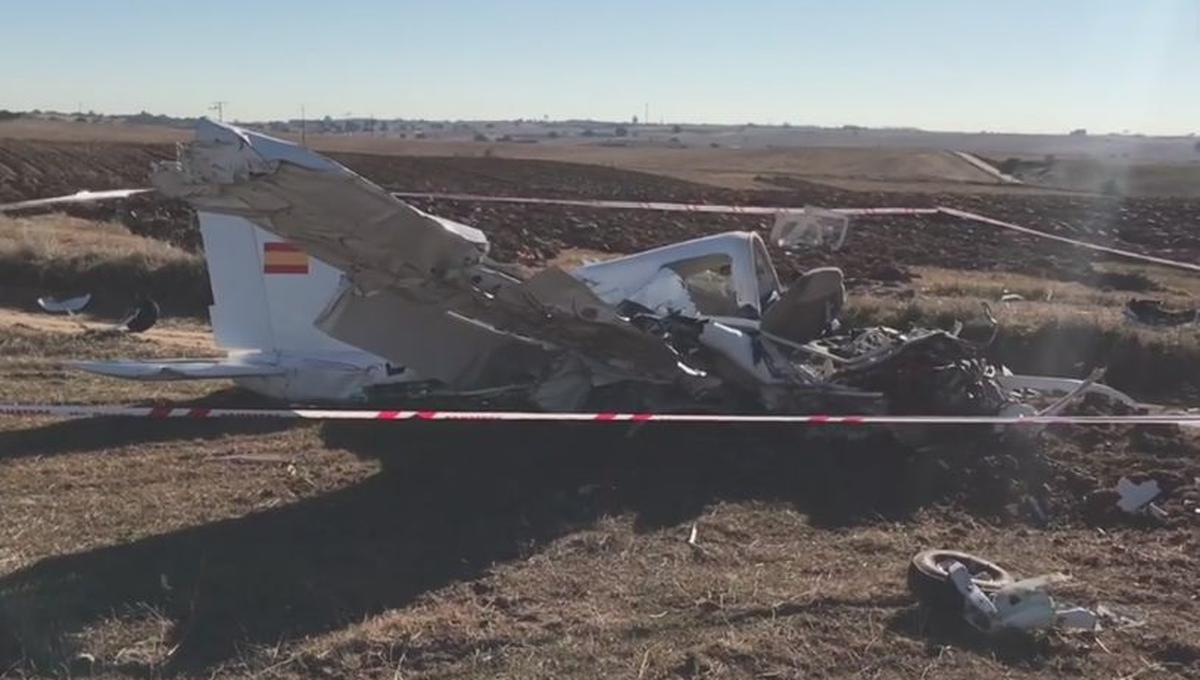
[0,213,209,316]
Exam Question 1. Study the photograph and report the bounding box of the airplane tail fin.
[197,211,355,355]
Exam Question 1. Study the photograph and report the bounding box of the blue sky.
[3,0,1196,134]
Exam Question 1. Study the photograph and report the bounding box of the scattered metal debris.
[1124,298,1198,327]
[910,549,1103,634]
[1115,477,1167,520]
[36,293,92,315]
[685,523,709,559]
[117,295,159,333]
[36,292,92,331]
[907,549,1013,612]
[1095,604,1147,630]
[769,206,849,250]
[55,121,1141,420]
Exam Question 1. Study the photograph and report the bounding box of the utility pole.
[644,102,649,127]
[300,104,307,146]
[210,101,228,122]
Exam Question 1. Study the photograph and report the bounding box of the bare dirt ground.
[307,138,1014,193]
[2,135,1200,679]
[8,136,1199,292]
[8,118,1198,196]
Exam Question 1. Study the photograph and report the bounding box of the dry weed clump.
[0,213,209,314]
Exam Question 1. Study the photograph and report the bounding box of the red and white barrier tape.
[1,403,1199,426]
[395,191,1200,274]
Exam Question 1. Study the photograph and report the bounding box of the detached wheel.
[907,549,1013,612]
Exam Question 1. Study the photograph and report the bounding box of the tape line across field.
[393,192,1200,274]
[1,403,1199,426]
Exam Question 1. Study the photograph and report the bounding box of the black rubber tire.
[906,549,1014,613]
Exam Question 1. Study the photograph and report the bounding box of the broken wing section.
[154,121,685,388]
[314,285,553,390]
[73,359,285,381]
[153,119,488,294]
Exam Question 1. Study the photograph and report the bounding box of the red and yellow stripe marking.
[263,242,309,274]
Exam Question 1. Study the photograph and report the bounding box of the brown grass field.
[1,127,1200,679]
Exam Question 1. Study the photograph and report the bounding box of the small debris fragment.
[1116,477,1162,514]
[118,294,160,333]
[1124,298,1198,327]
[913,550,1103,634]
[37,293,92,314]
[685,523,709,558]
[1096,604,1147,629]
[770,206,849,250]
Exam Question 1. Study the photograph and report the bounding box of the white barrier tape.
[4,187,1193,273]
[1,403,1199,426]
[0,188,153,213]
[394,191,1200,274]
[392,191,938,217]
[936,206,1200,273]
[6,188,1192,273]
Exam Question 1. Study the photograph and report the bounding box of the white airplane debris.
[42,120,1142,419]
[36,293,92,315]
[769,206,849,250]
[1115,477,1167,519]
[946,559,1098,634]
[0,188,151,214]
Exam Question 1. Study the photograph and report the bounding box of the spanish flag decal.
[263,242,309,274]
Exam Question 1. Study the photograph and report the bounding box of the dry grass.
[0,213,209,315]
[1,304,1200,678]
[913,266,1175,307]
[2,380,1197,679]
[0,164,1196,676]
[840,265,1200,404]
[848,264,1199,340]
[0,214,189,263]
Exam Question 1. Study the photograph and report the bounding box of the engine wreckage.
[129,121,1134,415]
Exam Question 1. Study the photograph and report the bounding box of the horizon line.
[6,109,1199,140]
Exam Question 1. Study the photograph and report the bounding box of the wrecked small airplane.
[68,120,1136,413]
